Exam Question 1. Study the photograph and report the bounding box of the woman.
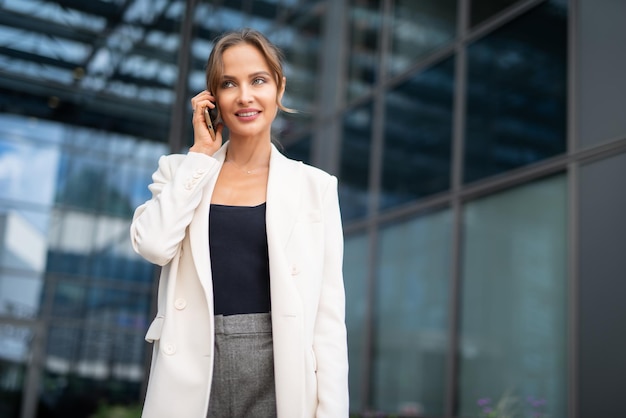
[130,28,349,418]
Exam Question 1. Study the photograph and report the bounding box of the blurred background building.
[0,0,624,417]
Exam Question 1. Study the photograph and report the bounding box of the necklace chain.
[224,159,268,175]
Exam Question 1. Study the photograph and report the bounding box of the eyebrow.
[221,71,272,80]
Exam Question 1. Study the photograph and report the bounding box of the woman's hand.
[189,90,223,155]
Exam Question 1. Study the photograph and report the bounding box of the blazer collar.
[266,143,302,248]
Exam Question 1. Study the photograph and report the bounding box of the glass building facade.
[1,0,625,417]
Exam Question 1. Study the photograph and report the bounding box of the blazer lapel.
[266,144,306,417]
[266,144,303,316]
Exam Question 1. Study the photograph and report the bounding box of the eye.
[221,80,235,88]
[252,77,266,85]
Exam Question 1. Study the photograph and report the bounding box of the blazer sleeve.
[314,175,350,417]
[130,152,220,266]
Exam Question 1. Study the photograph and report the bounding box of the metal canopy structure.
[0,0,314,144]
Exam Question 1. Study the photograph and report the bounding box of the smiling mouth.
[236,111,260,117]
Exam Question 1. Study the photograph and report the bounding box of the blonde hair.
[205,28,294,114]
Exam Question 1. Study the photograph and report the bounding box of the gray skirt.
[207,313,277,418]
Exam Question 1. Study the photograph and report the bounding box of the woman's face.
[216,43,284,141]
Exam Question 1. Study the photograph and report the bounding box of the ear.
[277,76,286,102]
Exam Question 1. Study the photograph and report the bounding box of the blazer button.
[174,298,187,310]
[163,343,176,355]
[290,265,300,276]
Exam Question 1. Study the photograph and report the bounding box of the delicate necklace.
[224,159,269,175]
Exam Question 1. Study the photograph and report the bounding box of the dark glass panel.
[85,287,149,330]
[282,136,312,165]
[380,58,454,210]
[339,102,373,221]
[0,324,32,417]
[347,0,381,101]
[42,326,143,416]
[459,175,567,418]
[471,0,522,27]
[464,1,567,183]
[52,282,86,318]
[389,0,456,75]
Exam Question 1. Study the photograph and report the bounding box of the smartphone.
[203,104,219,141]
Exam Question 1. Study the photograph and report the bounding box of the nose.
[237,85,253,104]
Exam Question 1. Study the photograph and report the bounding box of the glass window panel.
[471,0,523,27]
[340,102,373,222]
[278,23,322,113]
[380,58,454,210]
[372,209,451,416]
[85,287,149,331]
[459,174,567,418]
[347,0,381,101]
[344,233,369,411]
[464,1,567,184]
[579,153,626,417]
[0,324,33,417]
[51,282,86,318]
[55,152,108,212]
[0,135,60,207]
[46,209,97,277]
[76,328,145,382]
[0,273,44,319]
[43,325,143,413]
[101,162,135,218]
[0,209,49,273]
[389,0,456,75]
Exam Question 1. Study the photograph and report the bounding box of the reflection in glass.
[279,23,321,112]
[52,282,86,319]
[373,209,451,416]
[343,233,369,411]
[43,326,143,413]
[0,324,32,417]
[471,0,523,27]
[0,274,44,319]
[459,175,567,418]
[0,112,161,414]
[347,0,381,101]
[389,0,456,75]
[85,287,149,330]
[339,102,372,221]
[464,1,567,184]
[380,58,454,210]
[0,137,60,207]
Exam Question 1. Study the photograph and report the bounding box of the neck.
[225,137,272,167]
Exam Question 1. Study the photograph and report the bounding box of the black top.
[209,203,271,316]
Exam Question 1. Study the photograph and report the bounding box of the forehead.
[221,43,271,74]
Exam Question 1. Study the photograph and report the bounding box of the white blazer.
[130,143,349,418]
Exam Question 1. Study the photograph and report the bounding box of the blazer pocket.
[145,316,164,343]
